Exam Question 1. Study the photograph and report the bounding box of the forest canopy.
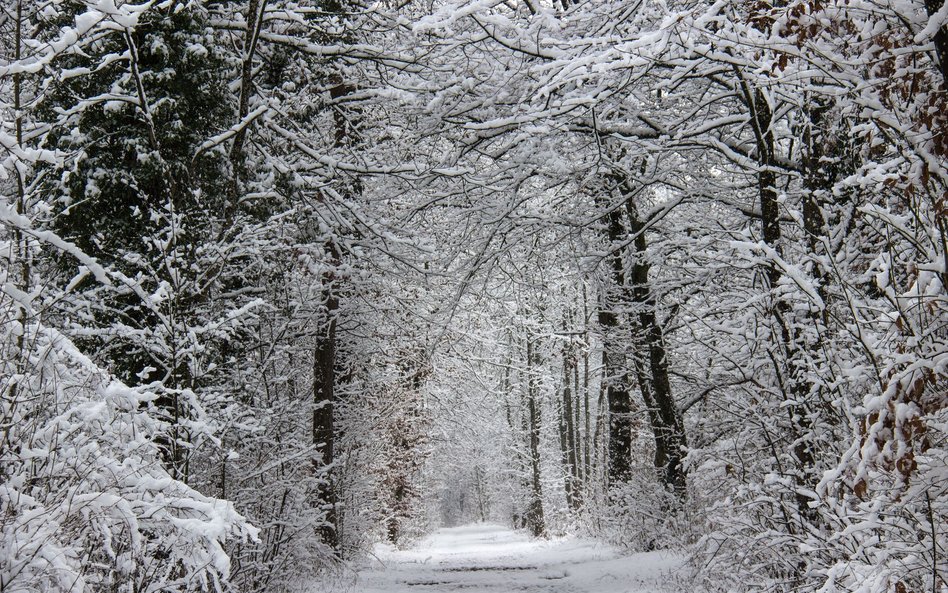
[1,0,945,592]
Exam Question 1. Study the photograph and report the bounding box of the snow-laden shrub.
[814,446,947,593]
[688,406,946,593]
[688,461,818,592]
[599,468,695,552]
[217,392,342,592]
[811,257,947,593]
[0,317,257,593]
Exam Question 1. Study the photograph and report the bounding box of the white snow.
[320,524,685,593]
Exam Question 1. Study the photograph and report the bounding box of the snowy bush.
[599,469,696,552]
[0,316,257,593]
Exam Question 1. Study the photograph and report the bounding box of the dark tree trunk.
[582,285,592,483]
[598,177,688,498]
[746,84,818,526]
[387,484,405,544]
[600,202,634,486]
[571,351,584,495]
[310,48,360,552]
[385,351,430,545]
[228,0,264,168]
[560,348,581,509]
[925,0,948,84]
[624,198,688,499]
[802,99,834,325]
[313,278,339,550]
[558,358,573,508]
[525,334,546,537]
[502,358,531,530]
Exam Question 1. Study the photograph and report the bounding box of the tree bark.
[746,84,818,526]
[560,346,580,509]
[600,204,634,486]
[558,357,573,508]
[313,274,339,549]
[582,284,592,484]
[623,198,688,499]
[525,333,546,537]
[925,0,948,85]
[572,350,584,491]
[228,0,266,181]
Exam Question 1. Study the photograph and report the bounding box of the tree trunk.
[623,198,688,499]
[227,0,266,220]
[313,277,339,550]
[925,0,948,84]
[598,178,688,498]
[502,352,531,530]
[558,358,573,508]
[560,348,580,509]
[600,202,635,486]
[572,352,584,493]
[387,484,405,544]
[525,334,546,537]
[746,84,818,526]
[582,284,592,484]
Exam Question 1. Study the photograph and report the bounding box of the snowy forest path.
[343,524,684,593]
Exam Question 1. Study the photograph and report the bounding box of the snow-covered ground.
[319,524,686,593]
